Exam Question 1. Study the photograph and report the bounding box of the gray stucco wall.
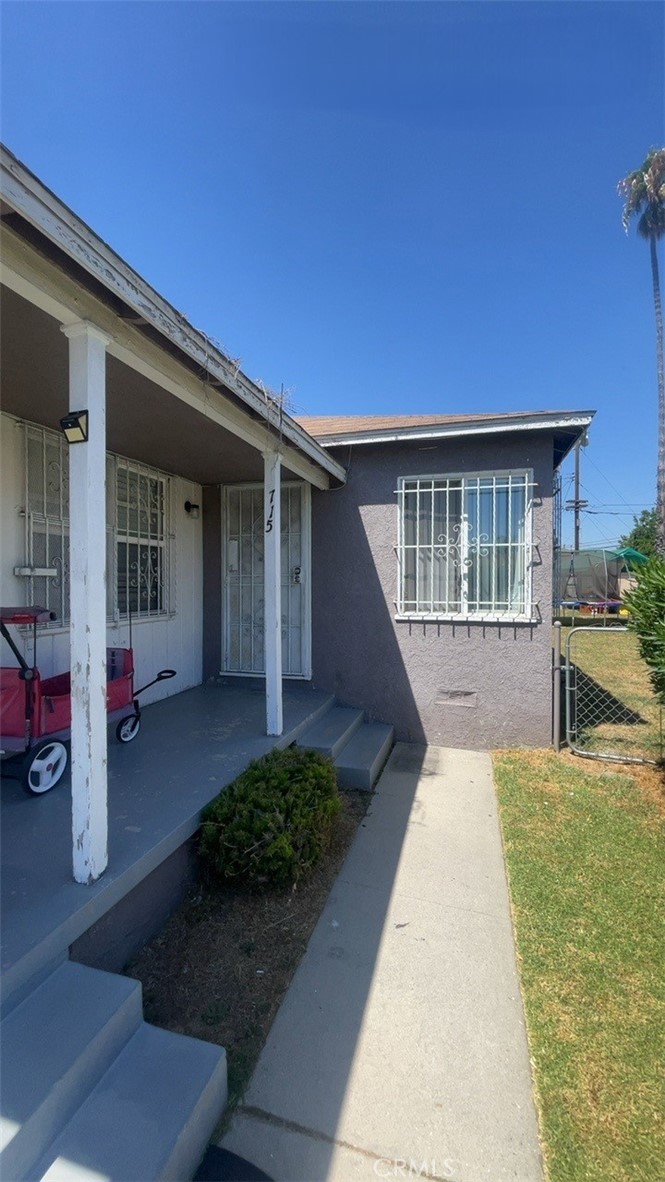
[311,432,555,750]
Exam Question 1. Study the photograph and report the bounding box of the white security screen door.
[223,483,311,677]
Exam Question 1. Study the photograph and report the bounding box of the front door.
[223,483,311,677]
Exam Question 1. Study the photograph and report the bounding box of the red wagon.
[0,606,175,794]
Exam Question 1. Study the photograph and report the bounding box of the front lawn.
[494,751,664,1182]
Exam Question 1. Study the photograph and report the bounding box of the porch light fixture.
[184,500,200,519]
[59,409,89,444]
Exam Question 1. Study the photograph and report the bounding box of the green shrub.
[623,556,665,704]
[199,747,341,890]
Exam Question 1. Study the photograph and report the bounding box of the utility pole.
[574,443,581,552]
[566,441,588,553]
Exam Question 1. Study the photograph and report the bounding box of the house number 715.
[265,489,275,534]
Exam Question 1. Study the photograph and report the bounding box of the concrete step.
[0,961,143,1182]
[297,705,364,759]
[36,1023,227,1182]
[335,723,395,791]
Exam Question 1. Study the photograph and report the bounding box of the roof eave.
[313,412,595,457]
[0,144,346,486]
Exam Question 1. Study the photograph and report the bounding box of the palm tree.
[618,148,665,555]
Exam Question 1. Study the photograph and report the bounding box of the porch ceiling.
[1,285,302,485]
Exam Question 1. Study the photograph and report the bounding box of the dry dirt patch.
[127,790,369,1111]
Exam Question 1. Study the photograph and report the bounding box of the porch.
[1,680,333,1012]
[0,145,348,1181]
[1,178,345,891]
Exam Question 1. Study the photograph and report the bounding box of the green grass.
[494,750,665,1182]
[562,627,663,761]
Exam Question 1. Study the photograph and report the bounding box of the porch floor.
[1,680,333,1010]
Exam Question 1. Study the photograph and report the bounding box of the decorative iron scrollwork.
[435,524,490,569]
[127,545,161,610]
[435,521,463,565]
[468,532,490,560]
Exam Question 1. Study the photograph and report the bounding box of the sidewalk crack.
[235,1105,463,1181]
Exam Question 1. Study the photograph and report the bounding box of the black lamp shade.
[59,410,89,444]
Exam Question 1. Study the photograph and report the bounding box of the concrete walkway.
[221,744,543,1182]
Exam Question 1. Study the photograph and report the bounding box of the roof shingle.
[296,410,582,440]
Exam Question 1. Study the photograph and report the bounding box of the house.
[0,143,594,1181]
[299,412,593,749]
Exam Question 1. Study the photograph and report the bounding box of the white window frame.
[20,419,174,627]
[395,469,535,622]
[110,455,172,622]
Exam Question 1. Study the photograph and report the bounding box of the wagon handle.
[1,618,30,672]
[133,669,176,698]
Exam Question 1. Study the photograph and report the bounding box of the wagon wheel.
[116,714,141,743]
[22,740,68,795]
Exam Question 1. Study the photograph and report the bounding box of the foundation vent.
[436,690,478,709]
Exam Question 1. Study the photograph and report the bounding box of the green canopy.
[611,546,649,568]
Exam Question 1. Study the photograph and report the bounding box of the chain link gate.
[565,626,663,765]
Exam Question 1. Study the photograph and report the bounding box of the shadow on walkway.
[221,744,543,1182]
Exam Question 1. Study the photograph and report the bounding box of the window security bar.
[395,471,534,619]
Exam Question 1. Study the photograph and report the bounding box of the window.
[24,424,70,622]
[396,471,533,619]
[22,422,172,624]
[114,459,168,618]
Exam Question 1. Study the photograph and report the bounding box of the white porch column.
[263,451,283,736]
[61,321,110,884]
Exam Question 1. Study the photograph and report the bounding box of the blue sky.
[1,1,663,546]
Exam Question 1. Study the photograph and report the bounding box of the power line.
[577,509,616,544]
[583,450,646,513]
[584,509,643,516]
[579,481,635,527]
[561,447,646,549]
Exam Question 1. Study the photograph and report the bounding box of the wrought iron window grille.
[395,471,536,620]
[19,420,173,626]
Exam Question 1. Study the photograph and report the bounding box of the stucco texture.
[311,433,555,749]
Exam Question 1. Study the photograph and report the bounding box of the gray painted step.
[37,1023,227,1182]
[0,961,143,1182]
[335,723,395,791]
[297,706,363,759]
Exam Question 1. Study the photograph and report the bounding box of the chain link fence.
[564,626,663,765]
